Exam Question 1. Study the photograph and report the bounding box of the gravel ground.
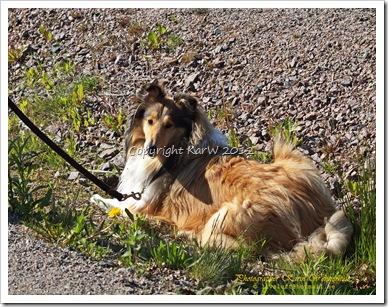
[7,8,376,296]
[8,211,196,296]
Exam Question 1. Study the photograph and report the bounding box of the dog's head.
[125,82,199,161]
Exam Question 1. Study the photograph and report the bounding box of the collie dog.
[91,82,353,260]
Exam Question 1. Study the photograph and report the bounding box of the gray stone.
[305,112,317,120]
[341,78,352,86]
[186,73,200,89]
[249,136,259,146]
[67,171,79,180]
[99,148,119,159]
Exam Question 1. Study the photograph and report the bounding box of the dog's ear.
[133,104,146,119]
[143,82,166,100]
[175,94,198,111]
[126,104,145,142]
[125,103,146,156]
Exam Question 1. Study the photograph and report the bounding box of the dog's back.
[189,136,353,260]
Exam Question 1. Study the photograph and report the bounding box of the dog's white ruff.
[91,152,163,212]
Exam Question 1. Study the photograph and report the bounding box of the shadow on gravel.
[8,210,21,226]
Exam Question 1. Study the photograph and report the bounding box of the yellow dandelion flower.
[108,207,121,217]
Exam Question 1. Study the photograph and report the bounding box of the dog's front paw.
[90,194,123,214]
[90,194,111,212]
[177,230,194,240]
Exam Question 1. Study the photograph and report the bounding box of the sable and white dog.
[91,82,353,259]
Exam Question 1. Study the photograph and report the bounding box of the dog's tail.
[287,210,354,261]
[272,135,308,165]
[271,137,353,260]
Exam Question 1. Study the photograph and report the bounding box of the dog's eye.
[165,123,172,129]
[148,119,153,125]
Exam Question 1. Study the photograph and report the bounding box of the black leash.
[8,97,142,201]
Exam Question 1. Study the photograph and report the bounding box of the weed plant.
[145,23,182,51]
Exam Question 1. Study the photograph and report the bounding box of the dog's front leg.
[90,194,120,212]
[90,194,139,216]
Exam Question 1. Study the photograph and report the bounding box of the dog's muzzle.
[146,144,157,158]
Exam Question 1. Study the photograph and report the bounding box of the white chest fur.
[116,154,164,211]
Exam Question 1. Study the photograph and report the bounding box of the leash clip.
[123,191,143,201]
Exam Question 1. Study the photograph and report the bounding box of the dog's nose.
[147,145,157,157]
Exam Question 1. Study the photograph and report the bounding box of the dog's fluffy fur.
[91,82,353,260]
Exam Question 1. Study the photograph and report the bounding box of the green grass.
[188,243,249,287]
[151,240,191,269]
